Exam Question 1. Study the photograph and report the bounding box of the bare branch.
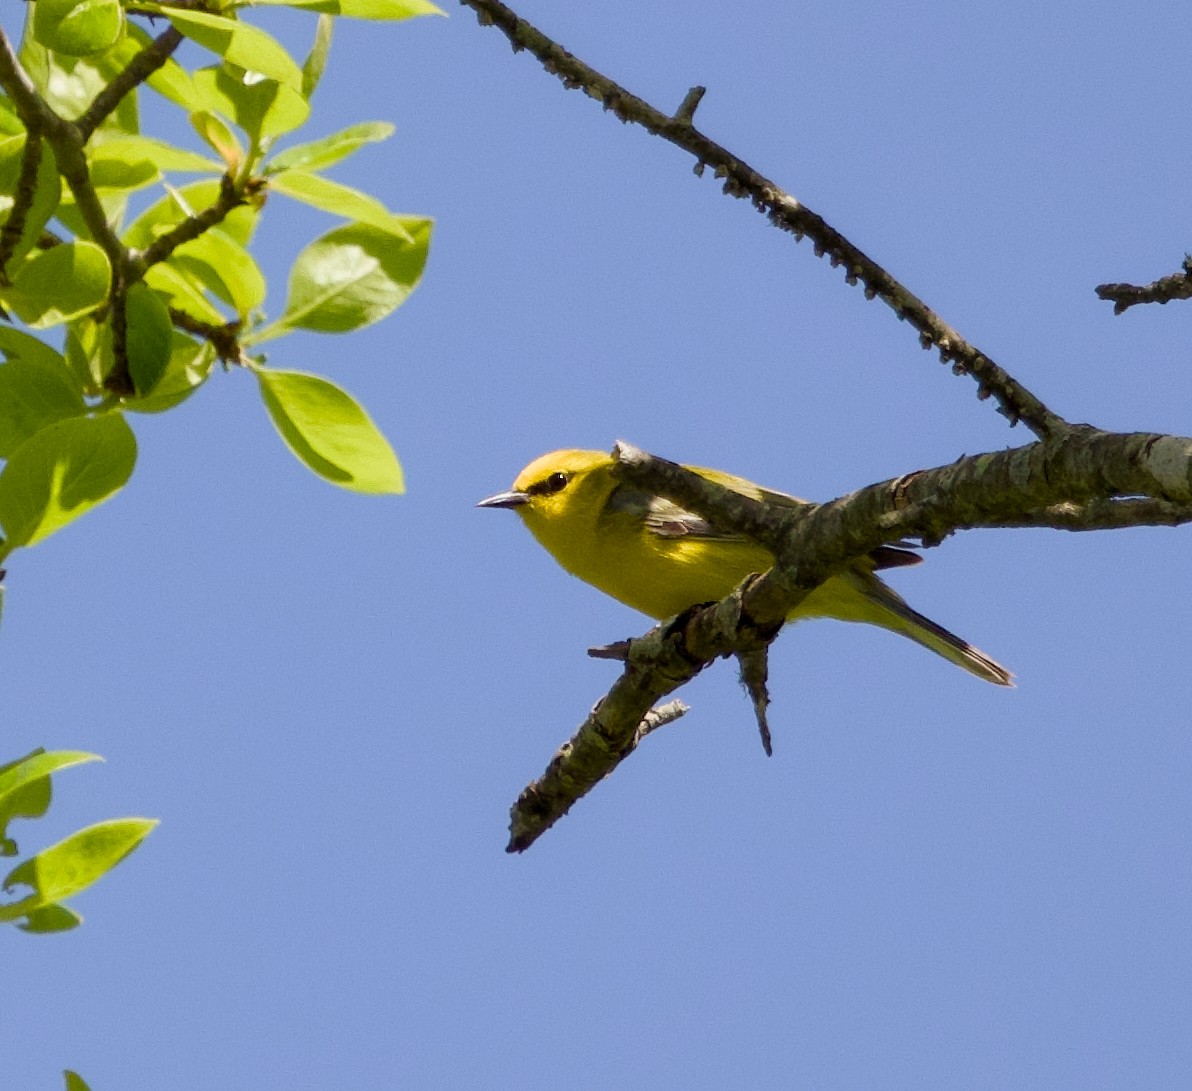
[1096,257,1192,314]
[459,0,1067,439]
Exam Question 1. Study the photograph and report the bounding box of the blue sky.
[8,2,1192,1088]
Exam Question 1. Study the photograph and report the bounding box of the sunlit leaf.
[253,219,430,340]
[33,0,125,58]
[143,5,303,90]
[267,121,393,173]
[0,752,101,857]
[301,15,333,99]
[0,414,136,557]
[267,171,413,239]
[256,368,404,493]
[171,228,266,317]
[125,336,215,414]
[20,37,136,130]
[248,0,443,17]
[64,317,114,393]
[144,261,228,326]
[192,66,309,144]
[3,242,111,328]
[0,349,87,458]
[3,817,157,908]
[90,135,223,175]
[190,110,243,170]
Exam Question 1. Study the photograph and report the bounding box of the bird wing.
[605,476,924,567]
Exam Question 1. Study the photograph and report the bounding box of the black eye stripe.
[529,471,570,496]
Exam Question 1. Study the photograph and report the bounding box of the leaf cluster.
[0,0,440,574]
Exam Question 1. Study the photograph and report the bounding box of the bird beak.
[477,489,530,510]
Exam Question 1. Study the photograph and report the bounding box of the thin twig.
[76,25,185,142]
[459,0,1068,439]
[169,308,243,364]
[135,174,253,271]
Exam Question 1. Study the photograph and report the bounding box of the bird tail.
[853,573,1013,686]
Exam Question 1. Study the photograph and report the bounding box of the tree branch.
[76,24,185,142]
[134,173,253,271]
[507,432,1192,850]
[1096,257,1192,314]
[460,0,1067,439]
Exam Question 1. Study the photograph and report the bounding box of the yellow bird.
[478,449,1011,686]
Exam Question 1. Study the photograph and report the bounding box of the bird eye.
[544,472,569,493]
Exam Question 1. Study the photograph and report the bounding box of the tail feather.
[856,574,1014,687]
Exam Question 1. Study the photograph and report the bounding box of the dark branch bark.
[1096,258,1192,314]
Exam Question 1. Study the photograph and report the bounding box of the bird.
[478,448,1012,686]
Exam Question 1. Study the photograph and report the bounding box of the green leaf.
[254,219,431,340]
[21,902,82,933]
[267,171,413,239]
[301,15,333,100]
[0,136,62,264]
[3,242,111,328]
[171,227,266,318]
[0,97,24,136]
[0,751,101,813]
[65,1071,94,1091]
[144,262,227,326]
[0,750,101,856]
[3,817,157,909]
[64,317,114,393]
[0,414,137,557]
[90,135,223,175]
[0,326,72,369]
[33,0,125,58]
[125,283,174,395]
[0,350,87,458]
[86,154,158,196]
[267,121,394,173]
[20,37,137,131]
[256,368,403,493]
[147,6,304,90]
[248,0,444,17]
[192,66,309,144]
[125,336,215,414]
[190,110,244,170]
